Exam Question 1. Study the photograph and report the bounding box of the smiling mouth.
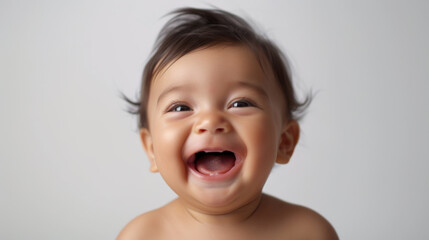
[191,151,236,176]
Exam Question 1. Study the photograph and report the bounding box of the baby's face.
[141,44,290,213]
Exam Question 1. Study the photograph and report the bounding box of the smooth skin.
[117,44,338,240]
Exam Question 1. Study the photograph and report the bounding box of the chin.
[188,186,260,214]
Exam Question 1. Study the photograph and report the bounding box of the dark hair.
[125,7,310,129]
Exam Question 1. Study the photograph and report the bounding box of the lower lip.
[187,156,243,182]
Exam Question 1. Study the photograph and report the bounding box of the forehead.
[153,45,269,89]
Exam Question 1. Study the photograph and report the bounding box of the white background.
[1,0,428,239]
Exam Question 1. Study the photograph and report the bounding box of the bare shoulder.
[261,194,339,240]
[286,203,339,240]
[116,208,164,240]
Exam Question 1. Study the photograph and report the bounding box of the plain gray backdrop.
[1,0,428,239]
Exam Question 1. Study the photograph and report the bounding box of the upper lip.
[184,137,245,164]
[186,148,236,164]
[183,135,246,166]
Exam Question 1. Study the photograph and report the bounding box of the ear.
[276,120,300,164]
[139,128,158,172]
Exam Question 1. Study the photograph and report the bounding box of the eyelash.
[229,98,256,108]
[166,102,192,112]
[165,98,257,113]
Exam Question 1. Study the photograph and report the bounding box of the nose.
[193,111,232,134]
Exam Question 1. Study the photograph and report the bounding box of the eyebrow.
[156,81,268,105]
[236,81,268,98]
[156,84,191,106]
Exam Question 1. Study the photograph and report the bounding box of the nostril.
[198,128,207,133]
[215,127,225,133]
[195,126,227,134]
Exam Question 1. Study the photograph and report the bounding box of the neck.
[178,194,264,225]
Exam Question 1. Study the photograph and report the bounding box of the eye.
[167,103,192,112]
[230,99,254,108]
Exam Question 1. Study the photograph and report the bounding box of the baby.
[118,7,338,240]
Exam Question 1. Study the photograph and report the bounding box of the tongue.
[195,152,235,176]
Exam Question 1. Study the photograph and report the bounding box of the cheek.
[151,121,191,174]
[238,114,280,166]
[244,113,279,146]
[252,124,279,163]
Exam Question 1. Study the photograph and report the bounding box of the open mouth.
[190,151,236,176]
